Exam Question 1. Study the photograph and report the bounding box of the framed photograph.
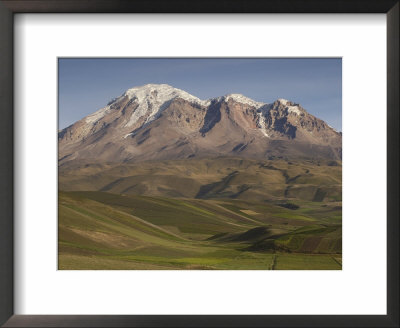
[57,57,344,271]
[0,1,398,327]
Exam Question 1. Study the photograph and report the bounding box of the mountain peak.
[59,84,341,163]
[216,93,266,108]
[124,83,200,101]
[272,98,304,115]
[277,98,290,104]
[122,84,209,128]
[124,83,175,95]
[84,84,208,129]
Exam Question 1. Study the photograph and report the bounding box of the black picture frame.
[0,1,398,327]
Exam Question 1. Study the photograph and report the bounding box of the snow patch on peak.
[286,105,302,115]
[85,106,113,124]
[221,93,266,108]
[124,84,209,128]
[257,112,270,138]
[124,84,206,105]
[276,98,302,115]
[277,98,290,104]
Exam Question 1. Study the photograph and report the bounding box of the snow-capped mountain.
[59,84,341,163]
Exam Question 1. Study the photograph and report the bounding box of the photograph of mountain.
[58,58,342,270]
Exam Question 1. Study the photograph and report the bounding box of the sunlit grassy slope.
[59,157,342,202]
[59,189,341,270]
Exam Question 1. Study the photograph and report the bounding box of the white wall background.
[14,14,386,315]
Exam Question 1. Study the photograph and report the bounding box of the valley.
[59,158,342,270]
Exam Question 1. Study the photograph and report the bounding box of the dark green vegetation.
[59,158,341,270]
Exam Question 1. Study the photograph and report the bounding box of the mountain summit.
[59,84,341,163]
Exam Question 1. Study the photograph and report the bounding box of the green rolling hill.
[59,169,342,270]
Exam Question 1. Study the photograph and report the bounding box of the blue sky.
[59,58,342,131]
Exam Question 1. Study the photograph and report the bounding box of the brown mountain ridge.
[59,84,341,163]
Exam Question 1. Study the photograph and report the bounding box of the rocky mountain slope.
[59,84,341,163]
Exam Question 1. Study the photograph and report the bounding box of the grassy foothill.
[58,162,342,270]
